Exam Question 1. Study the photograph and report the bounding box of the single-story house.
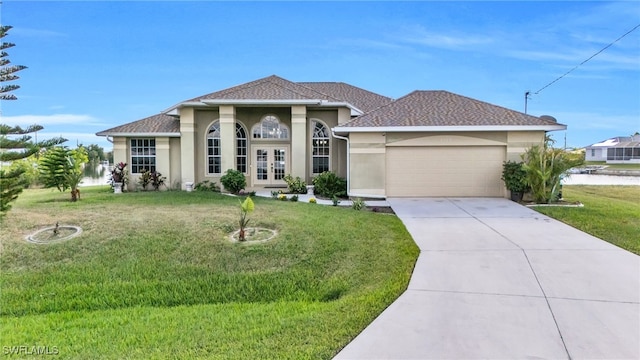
[97,75,566,198]
[585,135,640,164]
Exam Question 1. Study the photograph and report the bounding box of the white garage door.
[386,146,506,197]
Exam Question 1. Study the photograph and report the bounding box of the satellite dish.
[540,115,557,123]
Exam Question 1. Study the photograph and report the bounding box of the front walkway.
[335,198,640,359]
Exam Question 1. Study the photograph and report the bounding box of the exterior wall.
[189,106,345,188]
[585,147,607,162]
[349,132,386,197]
[347,131,548,198]
[505,131,545,161]
[112,137,127,167]
[386,132,507,147]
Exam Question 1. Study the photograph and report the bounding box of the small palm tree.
[238,196,255,241]
[65,157,84,202]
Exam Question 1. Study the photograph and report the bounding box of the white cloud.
[395,25,494,50]
[12,27,67,38]
[35,132,113,149]
[0,114,104,126]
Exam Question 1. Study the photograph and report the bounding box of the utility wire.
[533,23,640,95]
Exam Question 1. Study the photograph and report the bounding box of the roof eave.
[316,101,364,116]
[201,99,323,106]
[96,132,181,137]
[332,124,568,133]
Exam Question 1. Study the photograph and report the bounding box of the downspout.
[331,130,351,197]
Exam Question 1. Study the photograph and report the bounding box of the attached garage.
[334,90,567,199]
[386,146,506,197]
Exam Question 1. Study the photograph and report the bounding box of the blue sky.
[2,1,639,151]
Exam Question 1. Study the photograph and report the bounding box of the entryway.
[252,145,289,186]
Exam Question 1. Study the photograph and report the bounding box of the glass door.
[252,146,288,186]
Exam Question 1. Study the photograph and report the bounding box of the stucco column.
[291,105,307,179]
[337,107,351,125]
[155,137,171,186]
[179,107,196,189]
[219,105,236,173]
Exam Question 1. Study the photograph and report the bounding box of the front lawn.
[0,187,419,359]
[532,185,640,255]
[584,161,640,170]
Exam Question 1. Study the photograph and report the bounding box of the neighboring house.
[585,135,640,164]
[97,75,565,198]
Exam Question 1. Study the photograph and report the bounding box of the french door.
[252,145,289,186]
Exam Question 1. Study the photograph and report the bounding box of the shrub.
[289,195,299,202]
[220,169,246,194]
[501,161,528,193]
[308,197,317,204]
[194,180,220,192]
[150,171,166,190]
[351,197,365,211]
[283,174,307,194]
[277,194,287,201]
[312,171,347,198]
[138,169,152,190]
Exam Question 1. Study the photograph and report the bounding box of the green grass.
[533,185,640,255]
[0,187,419,359]
[584,161,640,170]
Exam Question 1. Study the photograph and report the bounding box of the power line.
[533,23,640,95]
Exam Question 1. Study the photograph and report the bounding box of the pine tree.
[0,26,65,216]
[0,25,26,100]
[0,125,66,215]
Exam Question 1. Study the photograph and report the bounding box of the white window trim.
[310,119,331,175]
[251,114,290,140]
[205,120,221,175]
[236,121,248,174]
[130,138,157,174]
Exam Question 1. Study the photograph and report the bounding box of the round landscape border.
[26,225,83,244]
[229,227,277,244]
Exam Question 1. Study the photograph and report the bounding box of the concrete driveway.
[335,198,639,359]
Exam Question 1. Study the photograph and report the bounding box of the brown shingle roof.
[188,75,341,102]
[341,90,564,127]
[298,82,393,113]
[96,113,179,136]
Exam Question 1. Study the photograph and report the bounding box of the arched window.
[311,120,330,174]
[207,121,248,174]
[252,115,289,139]
[236,123,247,173]
[207,121,221,174]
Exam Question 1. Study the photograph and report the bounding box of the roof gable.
[340,90,564,128]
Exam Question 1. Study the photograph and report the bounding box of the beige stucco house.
[97,75,566,198]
